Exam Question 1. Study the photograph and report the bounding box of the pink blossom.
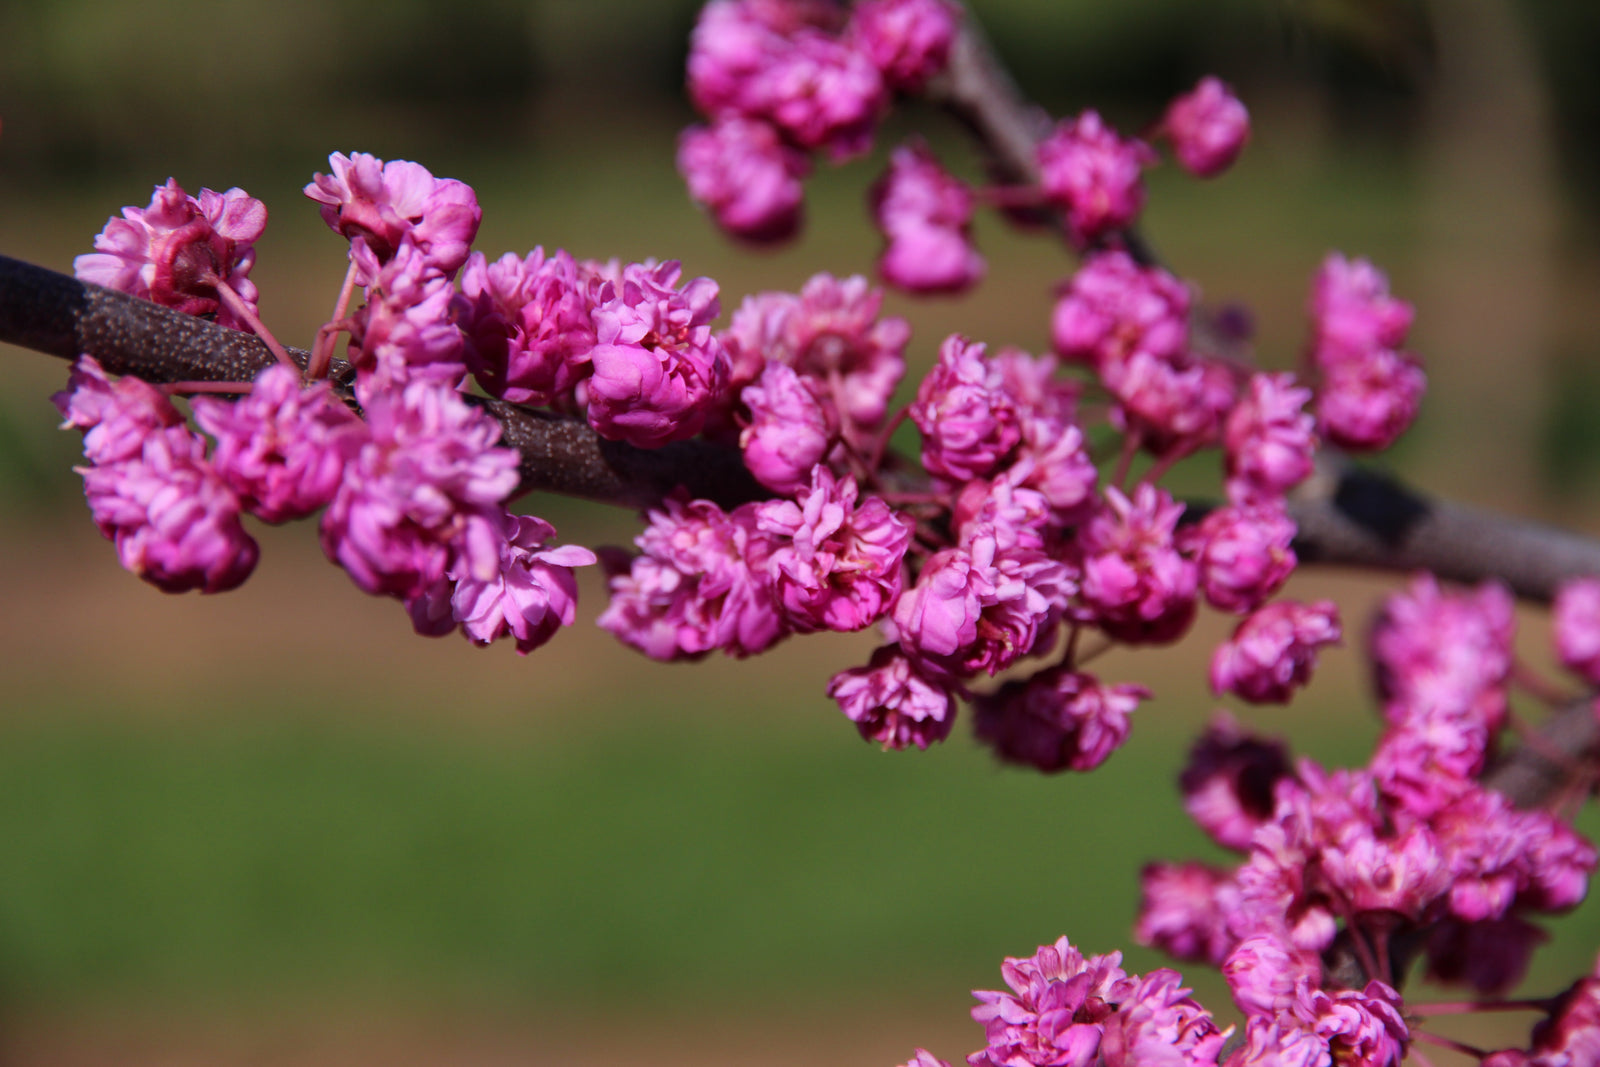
[1183,501,1297,615]
[1424,916,1547,995]
[1305,983,1410,1067]
[449,510,597,654]
[1162,77,1250,178]
[755,467,912,632]
[686,0,842,117]
[1554,577,1600,684]
[1223,934,1320,1018]
[76,179,266,330]
[973,667,1146,773]
[1315,347,1425,452]
[1036,111,1154,244]
[871,142,985,294]
[953,478,1052,552]
[319,380,519,601]
[597,497,784,660]
[1100,968,1231,1067]
[1004,415,1098,523]
[1076,484,1199,645]
[827,645,958,751]
[750,29,886,160]
[1523,954,1600,1066]
[1105,350,1237,457]
[1136,861,1237,966]
[1321,822,1448,919]
[304,152,480,282]
[79,424,259,594]
[1368,720,1485,818]
[1308,253,1413,369]
[898,1052,953,1067]
[1051,251,1189,372]
[910,334,1020,483]
[458,247,597,406]
[53,355,186,466]
[191,364,363,524]
[1211,600,1341,704]
[989,347,1080,425]
[969,937,1133,1067]
[739,362,837,494]
[1179,713,1293,851]
[1372,575,1514,730]
[678,117,811,243]
[1224,373,1317,503]
[1229,1017,1336,1067]
[587,260,730,447]
[849,0,958,92]
[347,242,468,387]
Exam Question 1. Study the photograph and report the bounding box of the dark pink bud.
[871,142,984,294]
[678,117,810,243]
[849,0,958,93]
[973,667,1146,773]
[1162,76,1249,178]
[1077,485,1198,645]
[1308,252,1413,369]
[1316,347,1425,452]
[304,152,480,283]
[739,363,836,494]
[1179,712,1293,851]
[1224,372,1317,503]
[1051,251,1189,371]
[1036,111,1154,244]
[1183,501,1297,615]
[1555,577,1600,684]
[459,247,596,406]
[1211,600,1341,704]
[450,511,597,654]
[910,334,1020,483]
[827,645,958,751]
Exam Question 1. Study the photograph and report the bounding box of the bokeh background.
[1,0,1599,1063]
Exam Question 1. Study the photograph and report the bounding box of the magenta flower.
[953,478,1051,552]
[686,0,840,117]
[910,334,1021,483]
[1372,574,1514,729]
[1179,713,1293,851]
[990,347,1080,426]
[1036,111,1154,244]
[597,497,784,660]
[755,467,912,632]
[1004,415,1098,523]
[1161,76,1250,178]
[304,151,480,282]
[1224,372,1317,503]
[1051,251,1189,371]
[586,260,730,447]
[1211,600,1342,704]
[969,937,1134,1067]
[871,142,985,294]
[1076,484,1199,645]
[449,510,597,654]
[1304,982,1410,1067]
[739,363,837,494]
[459,247,597,406]
[1182,501,1297,615]
[191,364,363,524]
[1316,346,1425,452]
[53,355,186,466]
[1136,861,1237,967]
[1555,577,1600,684]
[751,29,886,160]
[1308,252,1413,369]
[678,117,811,243]
[76,179,267,330]
[347,242,468,388]
[972,667,1147,773]
[1105,350,1237,457]
[1103,969,1231,1067]
[1225,936,1326,1018]
[849,0,958,92]
[319,380,520,601]
[827,645,958,751]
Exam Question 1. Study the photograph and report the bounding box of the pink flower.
[910,335,1020,483]
[597,497,784,660]
[1554,577,1600,684]
[53,355,185,466]
[678,117,810,243]
[827,645,958,750]
[459,247,597,406]
[1051,251,1189,371]
[871,142,984,294]
[755,467,911,632]
[1004,415,1098,523]
[1372,575,1514,730]
[347,242,468,387]
[1211,600,1342,704]
[1161,77,1249,178]
[1224,373,1317,503]
[990,347,1080,426]
[1521,954,1600,1066]
[739,362,837,494]
[191,364,363,524]
[1223,934,1321,1019]
[969,937,1134,1067]
[319,380,520,601]
[1077,485,1199,645]
[449,510,597,654]
[1316,347,1425,452]
[1106,350,1237,457]
[587,260,730,447]
[1136,861,1237,967]
[1305,982,1410,1067]
[304,152,480,282]
[751,29,886,160]
[953,478,1052,552]
[75,179,267,330]
[1308,253,1413,369]
[686,0,842,117]
[849,0,958,92]
[1036,111,1154,244]
[1183,501,1297,615]
[973,667,1147,772]
[1179,713,1293,851]
[1101,968,1231,1067]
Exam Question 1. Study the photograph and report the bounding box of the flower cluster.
[1307,253,1425,450]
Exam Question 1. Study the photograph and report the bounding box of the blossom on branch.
[1161,77,1250,179]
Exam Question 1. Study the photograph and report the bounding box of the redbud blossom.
[191,364,363,524]
[1515,955,1600,1065]
[752,30,886,160]
[1136,861,1237,967]
[304,151,480,283]
[1554,577,1600,684]
[1223,933,1321,1018]
[587,261,730,447]
[1179,713,1293,851]
[910,335,1021,483]
[1076,484,1199,645]
[1052,251,1189,371]
[849,0,958,93]
[953,479,1051,552]
[449,510,597,654]
[827,645,957,751]
[870,142,985,294]
[1372,575,1514,730]
[755,467,912,632]
[739,362,836,494]
[53,355,185,466]
[1224,372,1317,503]
[1316,347,1425,452]
[347,243,469,387]
[1211,600,1341,704]
[1308,253,1414,369]
[1161,77,1250,178]
[1004,415,1098,523]
[686,0,845,117]
[319,380,519,602]
[1106,350,1237,457]
[459,247,597,406]
[76,179,267,330]
[678,117,810,243]
[972,667,1147,773]
[1183,501,1297,615]
[1425,916,1547,996]
[1036,111,1154,244]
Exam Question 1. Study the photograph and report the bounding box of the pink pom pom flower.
[1211,599,1342,704]
[1036,111,1155,245]
[1161,76,1250,178]
[827,645,958,751]
[870,142,985,294]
